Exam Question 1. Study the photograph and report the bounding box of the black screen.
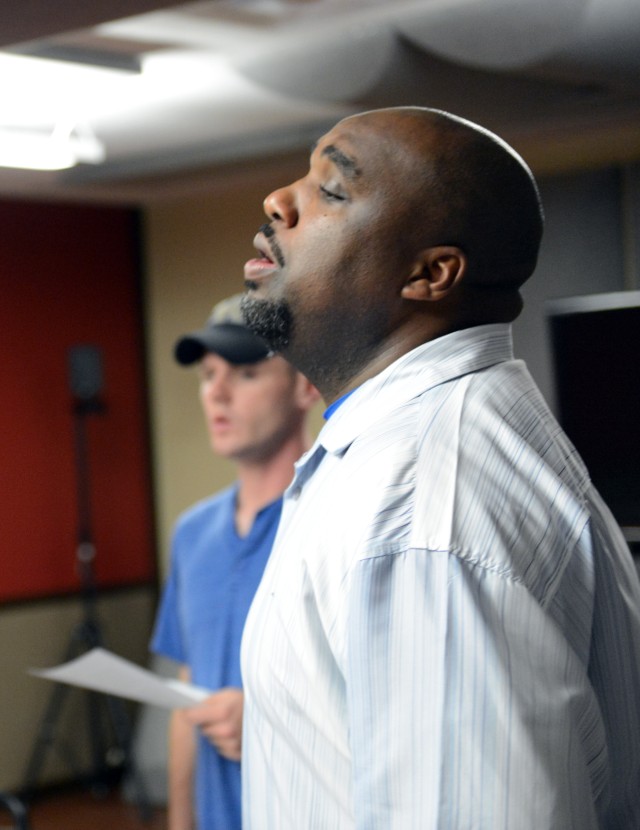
[548,298,640,530]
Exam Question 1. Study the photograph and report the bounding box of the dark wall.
[0,200,156,602]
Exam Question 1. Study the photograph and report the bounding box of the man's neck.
[318,323,437,404]
[315,312,488,404]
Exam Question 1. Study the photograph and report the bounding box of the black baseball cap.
[174,293,271,366]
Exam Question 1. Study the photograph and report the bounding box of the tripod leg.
[21,679,84,800]
[100,694,153,821]
[67,619,153,817]
[85,689,111,796]
[22,621,104,798]
[0,792,31,830]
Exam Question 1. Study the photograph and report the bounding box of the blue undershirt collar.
[323,388,357,420]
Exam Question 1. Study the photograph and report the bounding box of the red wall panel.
[0,199,156,602]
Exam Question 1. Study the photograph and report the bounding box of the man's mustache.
[259,223,285,268]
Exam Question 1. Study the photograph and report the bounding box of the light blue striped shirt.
[241,323,640,829]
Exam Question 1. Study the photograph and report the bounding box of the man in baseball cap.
[151,294,318,830]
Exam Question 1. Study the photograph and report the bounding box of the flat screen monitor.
[547,290,640,541]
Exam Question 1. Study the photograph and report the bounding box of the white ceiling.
[1,0,640,204]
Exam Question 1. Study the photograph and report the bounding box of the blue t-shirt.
[151,483,282,830]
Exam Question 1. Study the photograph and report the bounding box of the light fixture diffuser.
[0,125,105,171]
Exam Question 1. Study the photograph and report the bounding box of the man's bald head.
[349,107,544,291]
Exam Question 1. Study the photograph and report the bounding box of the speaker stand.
[21,399,152,821]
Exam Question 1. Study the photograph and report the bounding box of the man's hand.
[183,687,244,761]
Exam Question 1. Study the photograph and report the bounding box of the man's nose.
[204,372,232,401]
[263,183,298,227]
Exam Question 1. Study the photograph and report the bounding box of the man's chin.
[240,294,292,353]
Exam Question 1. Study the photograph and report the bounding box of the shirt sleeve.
[150,541,187,666]
[345,547,602,830]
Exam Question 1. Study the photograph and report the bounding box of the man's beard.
[240,292,293,354]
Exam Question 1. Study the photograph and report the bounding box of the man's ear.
[294,373,322,411]
[401,246,467,301]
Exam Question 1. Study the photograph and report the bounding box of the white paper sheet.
[30,647,210,710]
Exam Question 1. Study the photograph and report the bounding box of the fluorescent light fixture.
[0,125,105,171]
[0,51,119,170]
[0,52,134,125]
[0,130,75,170]
[0,49,223,169]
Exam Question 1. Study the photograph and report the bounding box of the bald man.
[240,107,640,829]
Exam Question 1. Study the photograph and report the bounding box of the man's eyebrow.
[311,141,361,179]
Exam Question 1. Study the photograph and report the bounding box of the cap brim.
[174,323,270,366]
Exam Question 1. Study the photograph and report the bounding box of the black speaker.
[67,345,104,401]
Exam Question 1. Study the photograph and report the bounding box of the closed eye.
[320,185,346,202]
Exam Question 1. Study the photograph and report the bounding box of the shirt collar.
[323,388,357,420]
[316,323,515,456]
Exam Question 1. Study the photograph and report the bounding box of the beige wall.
[143,167,324,578]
